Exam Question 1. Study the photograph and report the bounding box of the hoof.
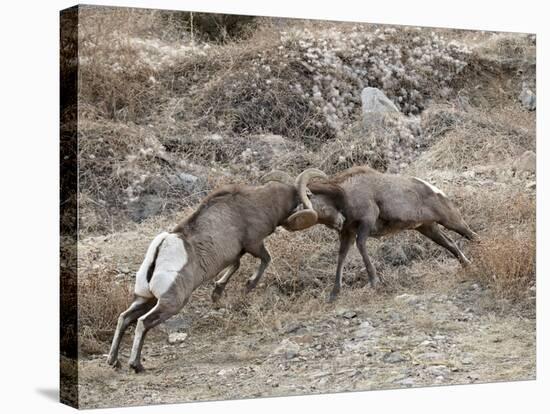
[107,358,121,369]
[460,258,473,268]
[369,277,381,288]
[211,288,222,303]
[129,362,145,374]
[245,279,257,293]
[470,232,481,242]
[327,290,340,303]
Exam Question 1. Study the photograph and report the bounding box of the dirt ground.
[78,261,535,409]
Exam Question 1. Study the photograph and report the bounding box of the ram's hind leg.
[211,260,241,303]
[417,223,471,265]
[107,295,156,367]
[128,292,188,373]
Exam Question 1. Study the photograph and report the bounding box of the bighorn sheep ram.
[264,166,478,302]
[107,168,325,372]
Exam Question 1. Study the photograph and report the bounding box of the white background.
[0,0,547,412]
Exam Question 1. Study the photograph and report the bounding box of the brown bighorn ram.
[264,166,477,302]
[107,168,325,372]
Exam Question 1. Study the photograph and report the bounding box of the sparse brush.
[419,106,535,170]
[467,229,535,301]
[78,267,133,355]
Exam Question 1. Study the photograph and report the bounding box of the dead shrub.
[467,229,535,300]
[78,267,133,355]
[185,13,257,43]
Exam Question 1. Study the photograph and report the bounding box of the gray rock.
[425,365,451,377]
[175,172,198,186]
[343,340,369,353]
[417,352,446,363]
[462,170,476,179]
[526,181,536,190]
[383,351,407,363]
[519,88,536,111]
[352,321,377,339]
[167,332,188,344]
[394,377,415,386]
[342,311,358,319]
[513,150,536,175]
[336,309,357,319]
[169,172,209,195]
[128,194,164,222]
[361,87,400,129]
[284,322,305,334]
[257,134,290,154]
[274,339,301,359]
[461,356,474,365]
[394,293,421,305]
[378,243,409,266]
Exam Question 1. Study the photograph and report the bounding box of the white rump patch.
[149,233,188,298]
[414,177,446,197]
[134,232,169,298]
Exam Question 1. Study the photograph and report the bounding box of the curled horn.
[285,168,328,231]
[260,170,292,185]
[295,168,327,210]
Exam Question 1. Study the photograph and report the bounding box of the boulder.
[519,88,536,111]
[361,87,400,129]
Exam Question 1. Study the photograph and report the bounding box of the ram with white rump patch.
[264,166,478,302]
[107,169,325,372]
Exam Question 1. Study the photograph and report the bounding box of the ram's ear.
[283,209,318,231]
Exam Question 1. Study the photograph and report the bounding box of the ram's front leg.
[356,221,380,287]
[244,243,271,292]
[328,229,354,302]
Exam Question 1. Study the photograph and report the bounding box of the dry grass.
[78,264,133,354]
[468,229,535,300]
[418,105,535,170]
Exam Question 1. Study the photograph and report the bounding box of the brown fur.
[108,171,323,372]
[305,166,477,301]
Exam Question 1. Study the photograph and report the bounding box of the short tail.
[134,232,169,297]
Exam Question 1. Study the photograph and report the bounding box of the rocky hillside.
[70,6,536,408]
